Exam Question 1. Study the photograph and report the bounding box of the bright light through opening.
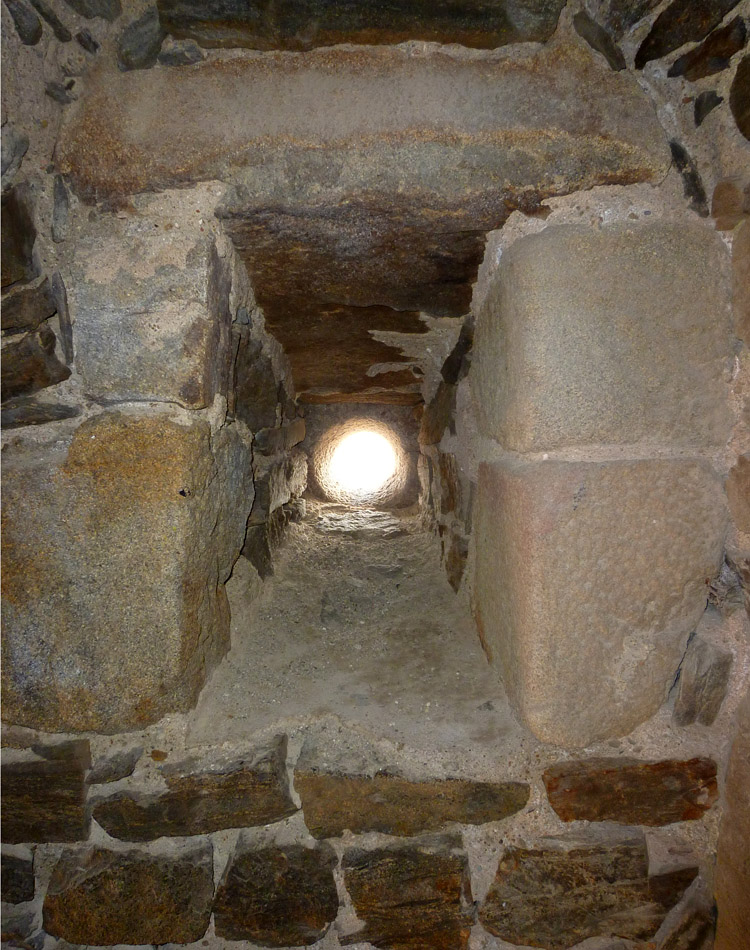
[329,431,398,495]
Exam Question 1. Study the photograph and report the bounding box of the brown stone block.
[43,843,213,945]
[543,757,718,826]
[92,736,297,840]
[342,834,472,950]
[1,741,90,844]
[480,831,698,949]
[1,407,252,732]
[474,457,726,746]
[214,840,338,946]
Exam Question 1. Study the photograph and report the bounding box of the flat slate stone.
[635,0,742,68]
[342,834,472,950]
[92,736,297,839]
[43,843,213,945]
[480,831,698,949]
[1,741,90,844]
[668,16,747,80]
[1,847,35,903]
[156,0,566,51]
[214,840,338,946]
[543,757,718,825]
[1,278,57,333]
[0,397,80,429]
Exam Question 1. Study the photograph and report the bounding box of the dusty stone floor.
[188,502,522,775]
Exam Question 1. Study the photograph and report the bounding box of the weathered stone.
[158,36,205,65]
[734,220,750,343]
[1,278,56,333]
[60,0,120,21]
[419,382,455,446]
[715,690,750,949]
[1,847,34,903]
[709,556,748,615]
[156,0,566,51]
[241,522,274,578]
[342,834,472,950]
[1,741,90,844]
[438,452,462,517]
[441,316,474,386]
[657,886,716,950]
[92,737,296,839]
[543,757,718,825]
[296,737,528,838]
[1,125,29,190]
[601,0,660,37]
[1,325,71,401]
[75,27,98,51]
[43,842,213,945]
[695,90,723,125]
[51,176,69,244]
[674,615,733,727]
[2,407,252,732]
[480,831,698,949]
[473,222,731,451]
[45,80,76,104]
[731,54,750,141]
[50,271,73,363]
[670,140,709,216]
[117,7,166,71]
[711,177,750,230]
[253,418,306,456]
[635,0,742,68]
[0,397,79,431]
[573,11,625,71]
[443,530,469,594]
[214,840,338,945]
[668,17,747,80]
[1,185,38,290]
[86,746,142,785]
[231,330,279,429]
[29,0,71,40]
[3,0,42,44]
[474,458,726,746]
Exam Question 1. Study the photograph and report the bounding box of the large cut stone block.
[474,457,726,746]
[473,222,732,452]
[1,407,253,732]
[67,194,233,408]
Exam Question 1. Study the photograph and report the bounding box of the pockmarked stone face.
[479,832,698,949]
[92,736,296,839]
[1,741,90,844]
[43,843,213,946]
[1,408,253,732]
[473,457,726,746]
[341,834,472,950]
[214,840,338,946]
[543,757,718,825]
[473,222,732,452]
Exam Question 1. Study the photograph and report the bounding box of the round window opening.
[313,420,407,507]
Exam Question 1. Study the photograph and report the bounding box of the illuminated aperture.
[329,430,397,495]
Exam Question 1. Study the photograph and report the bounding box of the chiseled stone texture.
[214,839,338,946]
[474,222,732,452]
[67,196,233,409]
[92,736,296,839]
[43,842,213,946]
[479,831,698,949]
[296,734,528,839]
[474,457,726,746]
[1,741,90,844]
[543,757,718,825]
[1,407,253,733]
[342,834,472,950]
[715,690,750,950]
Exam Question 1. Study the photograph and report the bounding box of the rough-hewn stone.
[117,7,166,71]
[480,831,698,949]
[657,887,716,950]
[1,847,34,903]
[668,17,747,80]
[296,737,529,838]
[43,843,213,945]
[715,690,750,949]
[156,0,566,51]
[543,757,718,825]
[86,746,142,785]
[214,840,338,945]
[573,11,625,71]
[601,0,660,37]
[3,0,42,44]
[473,222,731,451]
[67,198,233,409]
[29,0,71,42]
[635,0,742,68]
[731,54,750,140]
[2,407,252,732]
[1,325,71,401]
[674,615,733,726]
[253,418,306,456]
[712,177,750,230]
[419,382,456,446]
[92,737,296,839]
[1,125,29,190]
[342,834,472,950]
[1,741,90,843]
[0,396,79,429]
[474,458,726,746]
[1,278,56,333]
[443,529,469,593]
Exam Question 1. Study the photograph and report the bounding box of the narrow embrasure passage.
[188,500,519,759]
